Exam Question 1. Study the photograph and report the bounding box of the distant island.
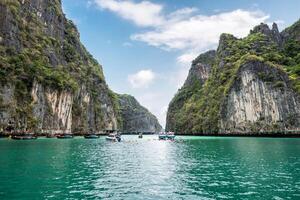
[166,20,300,135]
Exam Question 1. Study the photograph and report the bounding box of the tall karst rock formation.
[166,21,300,134]
[0,0,160,134]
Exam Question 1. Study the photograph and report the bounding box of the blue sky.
[62,0,300,127]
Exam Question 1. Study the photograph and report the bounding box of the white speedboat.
[158,132,175,140]
[106,132,121,142]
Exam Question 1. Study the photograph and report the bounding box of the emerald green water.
[0,136,299,200]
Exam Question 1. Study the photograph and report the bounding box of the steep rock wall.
[183,50,215,87]
[31,81,73,133]
[220,61,300,132]
[166,50,215,131]
[0,0,118,133]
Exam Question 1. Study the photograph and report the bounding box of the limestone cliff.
[0,0,118,133]
[166,50,215,131]
[166,20,300,134]
[117,94,161,133]
[220,61,300,132]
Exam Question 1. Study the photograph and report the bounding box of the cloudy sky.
[62,0,300,127]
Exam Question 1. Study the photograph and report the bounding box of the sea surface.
[0,135,299,200]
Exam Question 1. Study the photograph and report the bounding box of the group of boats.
[9,132,123,142]
[8,131,175,141]
[47,133,122,141]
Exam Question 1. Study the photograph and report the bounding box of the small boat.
[138,133,143,138]
[158,132,175,140]
[106,132,121,142]
[11,135,37,140]
[57,134,73,139]
[84,134,99,139]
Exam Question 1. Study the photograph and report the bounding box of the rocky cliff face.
[166,50,215,131]
[0,0,118,133]
[183,50,215,87]
[220,61,300,132]
[117,94,161,133]
[166,20,300,134]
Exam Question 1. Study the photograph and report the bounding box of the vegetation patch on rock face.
[282,40,300,93]
[109,90,123,129]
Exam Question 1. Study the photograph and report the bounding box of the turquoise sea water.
[0,135,299,200]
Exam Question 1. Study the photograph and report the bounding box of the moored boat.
[84,134,99,139]
[11,135,37,140]
[57,134,73,139]
[158,132,175,140]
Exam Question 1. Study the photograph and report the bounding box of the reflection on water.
[0,136,299,199]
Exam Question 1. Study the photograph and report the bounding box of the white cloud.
[94,0,164,27]
[167,7,198,21]
[93,1,269,64]
[128,69,156,89]
[132,9,269,64]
